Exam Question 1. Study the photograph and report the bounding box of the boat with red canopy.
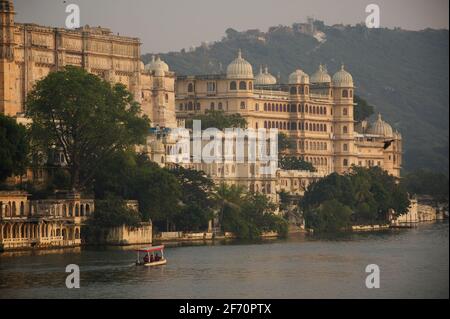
[135,245,167,267]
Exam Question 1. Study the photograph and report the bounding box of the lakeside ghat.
[0,221,447,299]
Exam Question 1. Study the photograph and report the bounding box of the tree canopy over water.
[302,166,410,232]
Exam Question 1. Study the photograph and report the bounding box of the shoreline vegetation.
[1,67,449,253]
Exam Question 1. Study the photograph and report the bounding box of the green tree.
[88,195,142,229]
[402,170,449,204]
[278,132,295,152]
[302,167,410,230]
[169,166,215,231]
[219,186,287,239]
[185,110,247,130]
[0,114,29,183]
[304,199,353,233]
[26,66,150,191]
[84,195,142,243]
[279,156,316,171]
[92,150,181,229]
[214,183,245,230]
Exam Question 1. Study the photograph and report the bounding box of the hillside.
[142,22,449,174]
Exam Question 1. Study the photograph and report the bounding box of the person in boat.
[150,254,155,263]
[155,253,161,262]
[143,253,150,263]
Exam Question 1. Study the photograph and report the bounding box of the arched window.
[210,102,215,111]
[343,108,348,116]
[342,90,349,98]
[349,90,353,98]
[343,126,348,134]
[290,86,297,95]
[305,86,309,95]
[240,101,246,109]
[230,81,237,90]
[218,102,223,110]
[239,81,247,90]
[343,159,349,167]
[188,83,194,93]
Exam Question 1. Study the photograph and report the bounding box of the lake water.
[0,221,448,299]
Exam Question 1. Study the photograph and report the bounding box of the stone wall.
[103,223,152,245]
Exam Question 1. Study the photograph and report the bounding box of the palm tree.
[213,183,245,232]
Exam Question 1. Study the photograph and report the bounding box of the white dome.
[288,69,309,84]
[255,66,277,85]
[144,55,156,71]
[226,49,254,79]
[311,64,331,83]
[367,114,394,137]
[332,64,353,87]
[145,56,169,74]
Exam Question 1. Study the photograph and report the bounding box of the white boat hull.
[136,259,167,267]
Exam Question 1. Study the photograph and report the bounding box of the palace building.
[0,0,176,127]
[175,51,402,177]
[1,0,402,202]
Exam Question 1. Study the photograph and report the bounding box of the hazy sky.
[14,0,449,53]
